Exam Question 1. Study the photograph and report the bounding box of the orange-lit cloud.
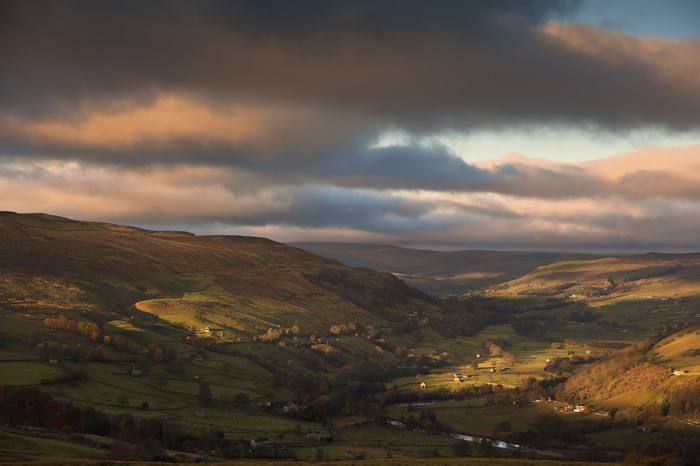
[540,23,700,92]
[1,95,364,158]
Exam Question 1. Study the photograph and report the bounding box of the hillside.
[0,212,441,339]
[290,242,596,297]
[465,253,700,343]
[1,212,480,461]
[557,326,700,423]
[492,253,700,301]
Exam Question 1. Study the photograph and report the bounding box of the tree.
[477,438,493,457]
[117,393,129,408]
[233,393,249,405]
[198,381,212,406]
[496,421,511,432]
[503,352,517,365]
[452,439,472,457]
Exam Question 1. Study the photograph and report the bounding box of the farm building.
[305,429,321,442]
[250,438,271,448]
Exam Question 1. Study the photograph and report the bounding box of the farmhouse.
[260,400,300,413]
[250,437,271,448]
[305,429,321,442]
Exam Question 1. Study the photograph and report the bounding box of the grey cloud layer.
[2,0,699,131]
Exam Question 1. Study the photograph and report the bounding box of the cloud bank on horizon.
[2,0,700,252]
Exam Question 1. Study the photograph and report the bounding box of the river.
[386,419,565,458]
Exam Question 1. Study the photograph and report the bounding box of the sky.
[2,0,700,253]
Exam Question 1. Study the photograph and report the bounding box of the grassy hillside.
[0,213,445,335]
[1,213,698,463]
[0,212,485,462]
[491,253,700,301]
[466,254,700,345]
[290,242,597,297]
[556,327,700,423]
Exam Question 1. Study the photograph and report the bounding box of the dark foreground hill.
[290,242,597,296]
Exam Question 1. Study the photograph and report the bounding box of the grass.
[389,402,556,438]
[0,429,109,462]
[652,328,700,373]
[388,325,616,392]
[0,361,64,385]
[585,426,666,450]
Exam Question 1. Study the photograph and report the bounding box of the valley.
[0,213,698,464]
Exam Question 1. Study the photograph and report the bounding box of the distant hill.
[289,242,597,296]
[489,252,700,301]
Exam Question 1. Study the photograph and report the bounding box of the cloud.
[3,1,700,252]
[0,158,436,234]
[0,95,367,161]
[2,0,699,135]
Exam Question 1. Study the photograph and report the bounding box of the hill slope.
[0,212,465,461]
[493,253,700,301]
[0,212,440,340]
[557,327,700,423]
[290,242,597,297]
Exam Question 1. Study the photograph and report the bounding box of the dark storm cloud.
[2,0,699,132]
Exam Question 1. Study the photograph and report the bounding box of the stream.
[386,419,565,458]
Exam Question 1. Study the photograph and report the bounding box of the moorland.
[0,212,698,464]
